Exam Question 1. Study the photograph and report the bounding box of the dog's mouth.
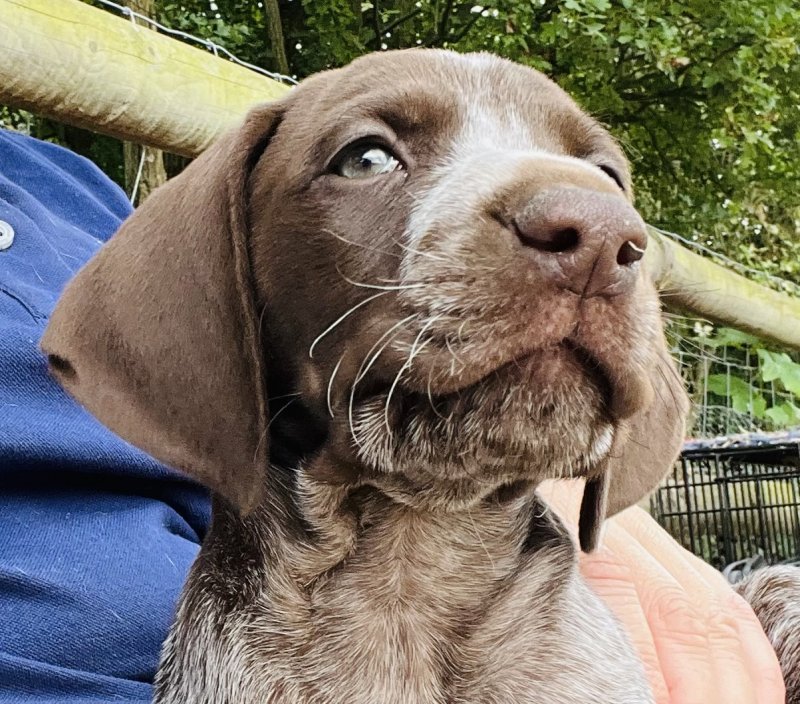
[392,334,647,424]
[338,334,628,486]
[558,339,644,421]
[331,310,655,483]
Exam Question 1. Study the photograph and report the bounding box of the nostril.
[514,221,580,253]
[616,239,646,266]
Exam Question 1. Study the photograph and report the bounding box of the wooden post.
[645,229,800,350]
[264,0,289,76]
[122,0,167,204]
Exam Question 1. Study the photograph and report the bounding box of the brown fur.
[42,50,693,702]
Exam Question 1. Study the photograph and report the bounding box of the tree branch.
[370,1,382,50]
[381,6,423,36]
[437,0,455,42]
[449,13,482,45]
[122,0,166,204]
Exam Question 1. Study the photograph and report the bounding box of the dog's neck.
[236,447,573,606]
[195,448,579,701]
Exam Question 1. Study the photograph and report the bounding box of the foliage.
[683,323,800,431]
[0,106,33,133]
[6,0,792,287]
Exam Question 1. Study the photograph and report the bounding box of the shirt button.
[0,220,14,251]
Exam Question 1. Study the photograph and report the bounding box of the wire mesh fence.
[650,316,800,568]
[667,316,800,438]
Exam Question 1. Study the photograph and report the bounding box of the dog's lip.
[477,337,641,421]
[509,340,628,420]
[558,339,615,414]
[559,339,648,421]
[414,336,643,422]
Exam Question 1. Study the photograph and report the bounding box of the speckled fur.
[737,566,800,702]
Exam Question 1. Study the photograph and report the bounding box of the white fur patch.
[405,90,609,259]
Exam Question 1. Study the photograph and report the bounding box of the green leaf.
[706,373,755,414]
[765,402,800,427]
[749,394,767,419]
[758,349,800,394]
[705,327,761,349]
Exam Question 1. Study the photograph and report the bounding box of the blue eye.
[334,144,402,179]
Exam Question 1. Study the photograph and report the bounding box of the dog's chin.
[348,344,618,493]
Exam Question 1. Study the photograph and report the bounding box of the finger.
[579,548,669,703]
[611,509,782,703]
[597,525,714,703]
[706,600,760,704]
[546,484,720,702]
[544,485,780,703]
[613,507,726,595]
[724,590,785,704]
[538,480,583,528]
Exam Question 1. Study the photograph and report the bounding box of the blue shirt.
[0,129,210,703]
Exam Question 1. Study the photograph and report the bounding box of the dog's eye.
[598,165,625,192]
[333,144,402,179]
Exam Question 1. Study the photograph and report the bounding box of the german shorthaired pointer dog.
[43,49,797,703]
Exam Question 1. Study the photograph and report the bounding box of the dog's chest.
[294,509,531,702]
[157,504,651,704]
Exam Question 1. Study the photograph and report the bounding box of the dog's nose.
[512,187,647,297]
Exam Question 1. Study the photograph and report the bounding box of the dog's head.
[42,50,688,549]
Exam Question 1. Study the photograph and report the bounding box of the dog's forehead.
[287,50,612,157]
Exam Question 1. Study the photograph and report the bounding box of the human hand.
[539,480,785,704]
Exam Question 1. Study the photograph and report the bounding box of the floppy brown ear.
[579,344,690,551]
[41,102,286,513]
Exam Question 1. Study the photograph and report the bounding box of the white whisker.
[395,238,451,263]
[337,268,429,292]
[348,314,418,447]
[426,364,447,421]
[326,355,344,418]
[320,227,400,259]
[308,290,391,358]
[354,315,419,385]
[383,316,441,434]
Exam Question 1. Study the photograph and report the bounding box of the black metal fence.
[650,434,800,570]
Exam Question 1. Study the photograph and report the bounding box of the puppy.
[43,49,691,703]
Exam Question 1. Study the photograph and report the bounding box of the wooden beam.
[0,0,290,156]
[647,229,800,350]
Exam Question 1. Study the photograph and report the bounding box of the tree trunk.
[122,0,166,205]
[264,0,289,76]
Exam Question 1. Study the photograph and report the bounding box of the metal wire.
[92,0,298,86]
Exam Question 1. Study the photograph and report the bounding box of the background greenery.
[5,0,797,282]
[2,0,798,433]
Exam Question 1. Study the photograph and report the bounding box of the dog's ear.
[579,343,689,551]
[41,101,287,514]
